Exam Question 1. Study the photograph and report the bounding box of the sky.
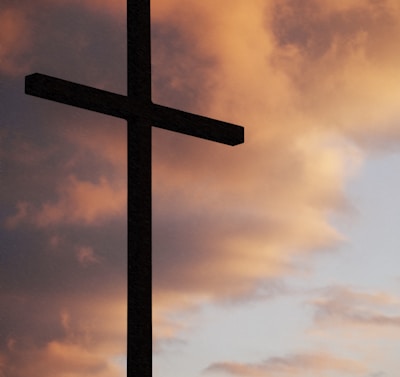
[1,0,400,376]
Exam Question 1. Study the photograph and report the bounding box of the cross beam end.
[151,104,244,146]
[25,73,130,119]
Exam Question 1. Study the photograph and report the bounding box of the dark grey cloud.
[28,2,126,92]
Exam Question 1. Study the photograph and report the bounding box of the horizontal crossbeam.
[151,104,244,146]
[25,73,132,119]
[25,73,244,146]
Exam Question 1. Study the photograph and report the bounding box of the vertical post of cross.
[127,1,152,376]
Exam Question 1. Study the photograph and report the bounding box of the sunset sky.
[1,0,400,376]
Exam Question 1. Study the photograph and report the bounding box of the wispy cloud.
[310,285,400,327]
[205,351,366,376]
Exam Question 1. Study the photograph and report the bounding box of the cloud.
[147,0,400,344]
[5,174,126,227]
[268,0,400,147]
[3,121,127,233]
[149,0,371,342]
[0,293,126,377]
[0,333,124,377]
[76,245,101,266]
[4,0,400,369]
[310,286,400,328]
[69,0,125,18]
[40,0,126,20]
[62,120,127,173]
[4,201,30,229]
[205,352,366,376]
[0,6,32,76]
[301,286,400,374]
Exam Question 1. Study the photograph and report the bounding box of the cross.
[25,1,244,376]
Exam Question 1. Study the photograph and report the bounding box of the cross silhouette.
[25,1,244,376]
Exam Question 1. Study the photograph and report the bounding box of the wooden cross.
[25,1,244,376]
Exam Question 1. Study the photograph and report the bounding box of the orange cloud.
[0,293,127,377]
[303,286,400,373]
[6,174,126,227]
[148,0,400,340]
[4,120,127,229]
[38,175,126,226]
[205,352,366,376]
[310,286,400,328]
[1,338,124,377]
[8,0,400,355]
[0,7,32,76]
